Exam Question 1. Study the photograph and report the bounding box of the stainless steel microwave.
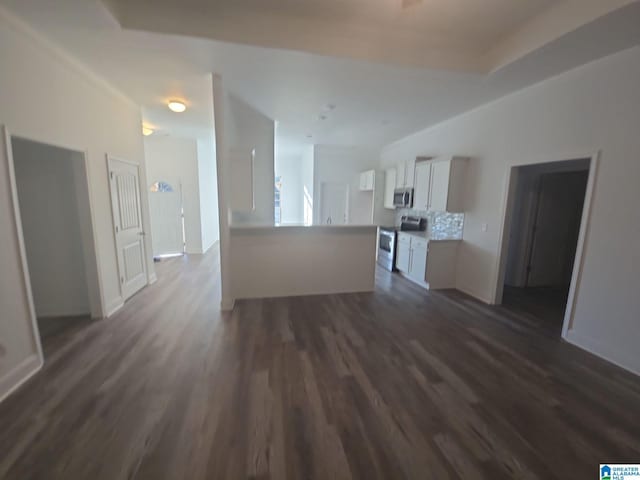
[393,188,413,208]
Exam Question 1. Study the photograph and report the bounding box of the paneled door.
[108,157,147,301]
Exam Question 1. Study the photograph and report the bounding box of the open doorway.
[499,158,592,334]
[11,137,100,354]
[149,179,186,257]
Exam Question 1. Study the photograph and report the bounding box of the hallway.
[1,249,639,479]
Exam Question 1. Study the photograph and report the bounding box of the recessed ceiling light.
[168,100,187,113]
[318,114,328,121]
[142,126,154,136]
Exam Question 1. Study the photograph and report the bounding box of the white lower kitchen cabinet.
[396,233,459,289]
[396,234,411,273]
[408,239,428,284]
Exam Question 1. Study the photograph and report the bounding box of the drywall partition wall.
[0,9,154,401]
[144,135,203,254]
[380,46,640,374]
[212,74,233,310]
[197,132,220,252]
[225,94,275,226]
[313,145,379,225]
[12,139,91,318]
[275,153,304,225]
[230,225,378,299]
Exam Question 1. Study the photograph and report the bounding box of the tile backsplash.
[395,209,465,240]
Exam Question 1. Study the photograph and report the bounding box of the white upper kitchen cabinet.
[413,161,432,211]
[412,156,468,213]
[359,169,375,191]
[395,158,415,189]
[229,147,255,212]
[383,168,396,209]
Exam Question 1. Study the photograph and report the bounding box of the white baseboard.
[37,306,91,318]
[0,354,42,404]
[455,285,493,304]
[564,329,640,377]
[220,297,235,311]
[148,272,158,285]
[202,239,219,254]
[104,296,124,318]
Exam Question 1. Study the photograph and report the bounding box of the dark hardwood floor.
[1,248,639,479]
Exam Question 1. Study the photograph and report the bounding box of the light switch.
[481,223,488,232]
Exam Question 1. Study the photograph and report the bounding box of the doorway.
[149,179,185,257]
[499,158,592,334]
[10,136,100,352]
[320,182,349,225]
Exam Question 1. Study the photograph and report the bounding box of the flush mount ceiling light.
[142,126,154,136]
[168,100,187,113]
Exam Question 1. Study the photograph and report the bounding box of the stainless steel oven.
[378,227,397,271]
[393,188,413,208]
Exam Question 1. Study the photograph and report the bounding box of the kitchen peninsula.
[229,224,378,300]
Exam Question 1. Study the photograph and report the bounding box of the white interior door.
[320,182,348,225]
[108,158,147,301]
[149,181,183,256]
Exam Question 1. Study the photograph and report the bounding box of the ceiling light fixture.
[142,126,154,136]
[168,100,187,113]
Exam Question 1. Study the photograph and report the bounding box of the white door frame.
[106,155,149,303]
[3,127,105,320]
[2,126,44,371]
[492,151,600,339]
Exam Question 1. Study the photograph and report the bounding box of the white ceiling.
[2,0,639,157]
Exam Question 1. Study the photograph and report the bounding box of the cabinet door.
[367,170,375,190]
[409,243,428,283]
[384,168,396,209]
[429,160,451,212]
[413,161,432,211]
[405,158,415,189]
[396,160,406,188]
[396,244,411,273]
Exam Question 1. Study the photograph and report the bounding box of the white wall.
[197,132,220,252]
[381,46,640,374]
[144,135,203,254]
[0,9,154,401]
[313,145,379,225]
[226,94,275,226]
[12,139,91,318]
[275,153,304,225]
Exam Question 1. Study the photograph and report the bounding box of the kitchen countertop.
[397,230,462,242]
